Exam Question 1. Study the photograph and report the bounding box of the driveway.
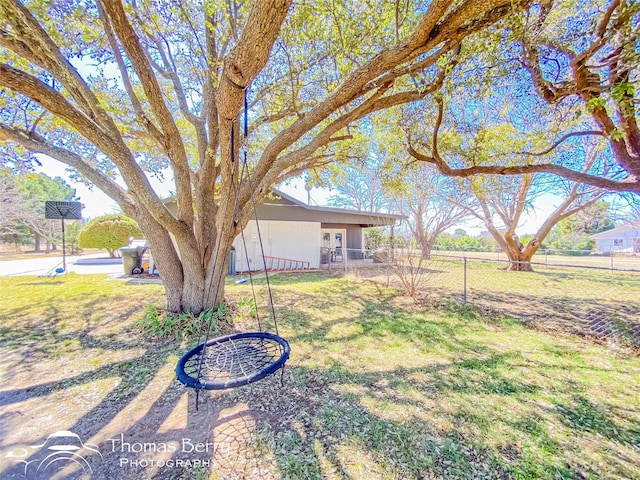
[0,253,125,277]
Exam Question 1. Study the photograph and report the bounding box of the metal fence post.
[463,256,467,305]
[610,252,614,272]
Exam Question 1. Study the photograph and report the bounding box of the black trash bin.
[228,246,236,276]
[119,246,147,275]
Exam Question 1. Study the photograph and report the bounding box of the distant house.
[166,189,404,270]
[590,224,640,253]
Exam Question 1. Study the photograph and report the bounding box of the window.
[613,239,624,247]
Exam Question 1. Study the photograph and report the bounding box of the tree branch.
[575,0,620,64]
[96,0,164,144]
[252,81,395,202]
[0,0,120,135]
[512,130,605,157]
[99,0,193,228]
[215,0,293,119]
[0,63,110,145]
[407,143,640,194]
[0,124,134,210]
[0,63,186,234]
[257,0,516,184]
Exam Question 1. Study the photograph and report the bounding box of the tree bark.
[420,241,433,260]
[503,236,536,272]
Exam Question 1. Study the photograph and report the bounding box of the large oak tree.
[0,0,532,312]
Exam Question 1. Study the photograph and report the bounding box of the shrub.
[135,303,228,340]
[78,214,143,257]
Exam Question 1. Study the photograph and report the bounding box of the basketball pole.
[61,217,66,272]
[45,202,81,273]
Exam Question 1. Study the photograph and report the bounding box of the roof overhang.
[163,188,405,227]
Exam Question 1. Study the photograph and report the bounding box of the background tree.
[17,172,77,251]
[325,134,395,212]
[64,219,83,255]
[78,214,143,258]
[0,169,76,252]
[564,200,617,235]
[327,162,391,212]
[462,171,605,269]
[0,172,30,249]
[435,231,498,252]
[384,162,474,258]
[543,200,616,253]
[0,0,529,312]
[401,28,612,271]
[404,97,607,269]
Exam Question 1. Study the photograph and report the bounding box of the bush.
[542,231,595,255]
[78,214,143,257]
[434,233,497,252]
[135,303,228,340]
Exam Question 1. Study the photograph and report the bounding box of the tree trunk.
[133,210,235,315]
[34,232,41,252]
[153,240,231,315]
[503,236,539,272]
[420,240,433,259]
[505,250,534,271]
[12,234,21,252]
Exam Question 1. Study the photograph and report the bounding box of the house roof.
[270,189,404,219]
[163,188,405,227]
[253,189,404,226]
[590,224,640,239]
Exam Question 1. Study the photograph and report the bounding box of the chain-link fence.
[429,247,640,271]
[321,247,640,348]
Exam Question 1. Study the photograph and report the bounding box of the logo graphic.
[5,430,101,478]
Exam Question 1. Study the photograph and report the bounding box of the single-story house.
[590,224,640,253]
[166,189,404,271]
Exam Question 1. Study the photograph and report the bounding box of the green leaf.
[586,97,606,113]
[611,82,636,101]
[610,128,625,141]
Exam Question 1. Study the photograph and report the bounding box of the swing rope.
[240,88,279,336]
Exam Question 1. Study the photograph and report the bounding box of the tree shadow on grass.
[1,353,634,480]
[461,289,640,348]
[553,395,640,446]
[204,361,624,480]
[1,279,638,480]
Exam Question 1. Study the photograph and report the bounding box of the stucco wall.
[233,220,321,271]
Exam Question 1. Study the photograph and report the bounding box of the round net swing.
[175,88,290,395]
[176,332,290,390]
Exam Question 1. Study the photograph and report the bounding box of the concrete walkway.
[0,253,125,277]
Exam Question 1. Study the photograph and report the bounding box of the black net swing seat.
[175,331,290,390]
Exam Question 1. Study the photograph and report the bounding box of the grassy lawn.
[0,272,638,479]
[353,256,640,346]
